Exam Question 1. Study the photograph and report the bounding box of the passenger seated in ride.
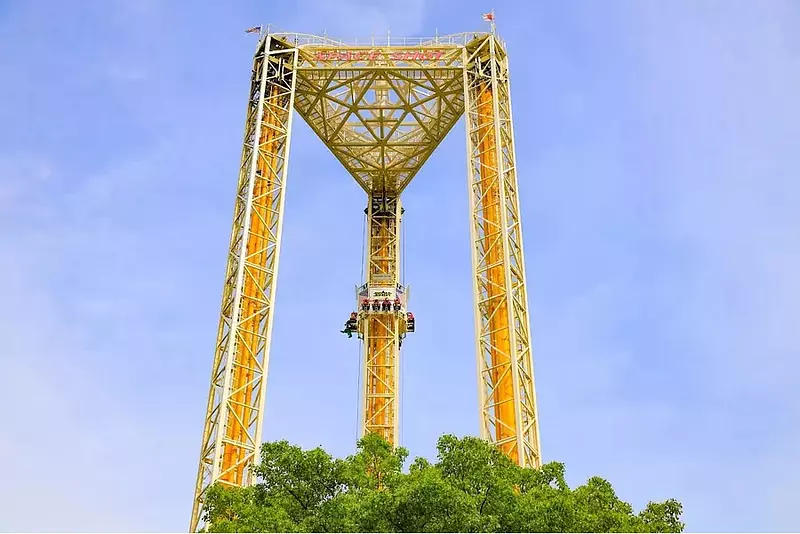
[371,299,380,311]
[361,299,370,312]
[393,297,401,311]
[381,298,391,311]
[406,312,415,332]
[340,312,358,338]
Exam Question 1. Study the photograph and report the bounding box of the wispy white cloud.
[0,147,194,531]
[525,2,800,530]
[626,0,800,396]
[0,156,53,213]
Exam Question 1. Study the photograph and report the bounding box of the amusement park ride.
[189,23,542,531]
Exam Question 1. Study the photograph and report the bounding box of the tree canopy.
[202,434,684,533]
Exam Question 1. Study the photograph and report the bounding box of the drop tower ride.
[190,28,541,532]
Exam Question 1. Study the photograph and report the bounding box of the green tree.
[202,434,684,533]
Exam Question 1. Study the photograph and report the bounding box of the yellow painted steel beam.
[190,37,298,532]
[464,36,541,468]
[360,196,402,444]
[477,80,516,457]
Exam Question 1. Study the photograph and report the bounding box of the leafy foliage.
[202,434,684,533]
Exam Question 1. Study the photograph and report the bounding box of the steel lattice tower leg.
[190,37,298,532]
[359,195,402,445]
[463,37,542,468]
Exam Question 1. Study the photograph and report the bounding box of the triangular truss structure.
[190,31,542,533]
[293,45,465,193]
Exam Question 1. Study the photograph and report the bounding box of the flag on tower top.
[245,26,261,34]
[482,12,495,21]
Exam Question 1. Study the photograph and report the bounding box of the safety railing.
[263,29,503,49]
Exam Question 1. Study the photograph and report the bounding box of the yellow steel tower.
[190,29,541,532]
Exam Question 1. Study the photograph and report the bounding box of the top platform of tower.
[255,30,508,195]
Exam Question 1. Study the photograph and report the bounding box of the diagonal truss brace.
[463,36,541,469]
[190,37,298,533]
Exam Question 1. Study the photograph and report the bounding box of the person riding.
[393,297,401,311]
[340,312,358,338]
[382,297,391,311]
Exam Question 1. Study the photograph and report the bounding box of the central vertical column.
[360,194,402,445]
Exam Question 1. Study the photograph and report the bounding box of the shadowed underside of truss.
[292,50,466,194]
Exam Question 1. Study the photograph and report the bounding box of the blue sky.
[1,0,799,531]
